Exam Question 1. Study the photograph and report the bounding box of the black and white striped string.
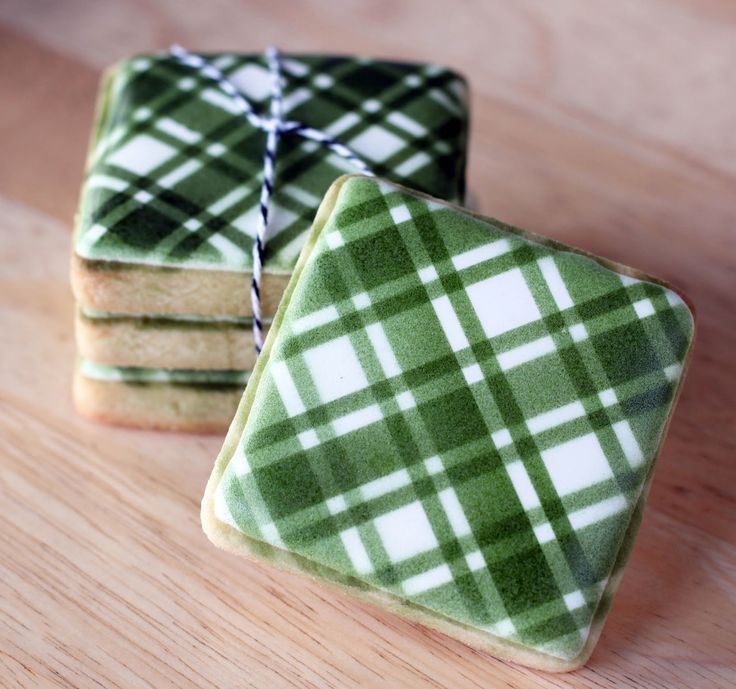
[170,45,374,354]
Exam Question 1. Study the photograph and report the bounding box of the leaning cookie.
[74,359,248,433]
[75,308,269,370]
[71,52,469,317]
[202,175,695,671]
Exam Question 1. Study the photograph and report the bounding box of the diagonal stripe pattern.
[75,52,469,276]
[213,176,694,662]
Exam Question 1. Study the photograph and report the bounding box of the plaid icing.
[76,53,468,271]
[213,177,693,661]
[79,358,249,384]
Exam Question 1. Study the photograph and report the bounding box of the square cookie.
[71,53,469,317]
[202,176,694,670]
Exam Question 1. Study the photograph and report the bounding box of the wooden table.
[1,2,734,687]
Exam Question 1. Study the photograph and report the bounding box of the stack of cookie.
[70,49,697,673]
[71,50,469,432]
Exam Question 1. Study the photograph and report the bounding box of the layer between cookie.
[71,254,288,317]
[74,359,249,433]
[76,308,269,370]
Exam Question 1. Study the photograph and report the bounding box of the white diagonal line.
[326,152,360,173]
[272,361,306,417]
[231,450,251,476]
[526,401,586,434]
[612,421,644,467]
[293,305,339,333]
[431,296,470,352]
[278,231,311,263]
[158,159,203,188]
[366,322,402,377]
[201,87,242,114]
[208,233,247,262]
[568,495,627,530]
[282,87,311,113]
[281,183,321,207]
[505,461,541,510]
[452,239,511,271]
[86,174,128,192]
[395,152,431,177]
[429,88,462,115]
[402,564,452,595]
[340,528,374,574]
[209,187,251,215]
[77,224,107,255]
[324,112,360,136]
[537,256,574,310]
[360,469,411,500]
[438,488,472,537]
[260,521,285,547]
[387,112,427,137]
[281,58,309,76]
[156,117,202,143]
[332,404,383,436]
[93,126,125,163]
[213,55,236,70]
[497,336,556,371]
[214,485,238,528]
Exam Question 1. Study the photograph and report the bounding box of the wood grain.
[1,2,734,687]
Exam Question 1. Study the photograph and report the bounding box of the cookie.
[74,359,248,433]
[202,175,695,670]
[71,52,469,317]
[76,308,268,370]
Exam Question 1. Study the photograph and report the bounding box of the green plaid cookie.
[75,52,468,272]
[204,176,694,670]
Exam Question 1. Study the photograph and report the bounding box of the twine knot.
[170,45,373,354]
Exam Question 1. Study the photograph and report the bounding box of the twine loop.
[171,45,373,353]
